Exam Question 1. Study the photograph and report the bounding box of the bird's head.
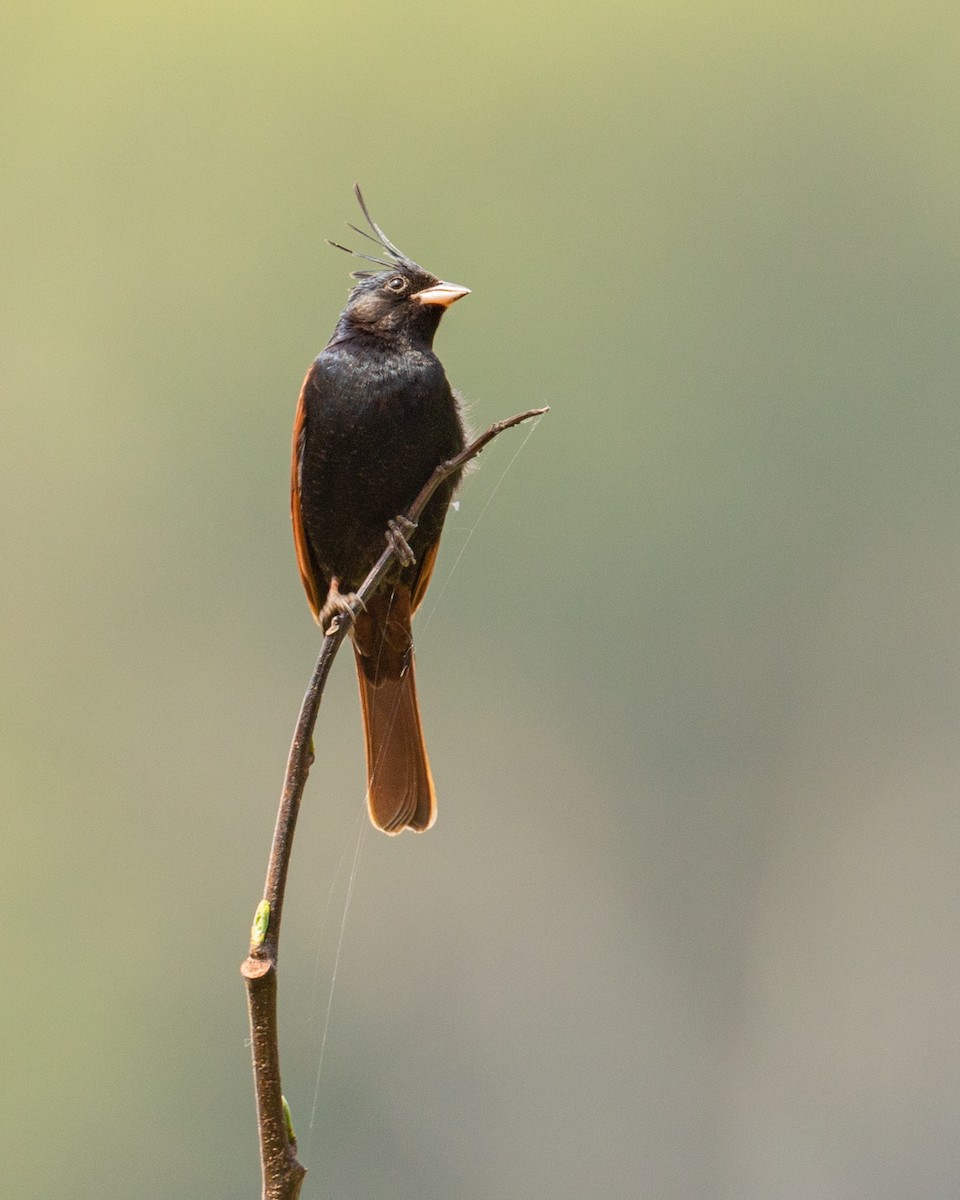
[329,186,470,346]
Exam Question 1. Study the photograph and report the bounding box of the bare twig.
[240,406,548,1200]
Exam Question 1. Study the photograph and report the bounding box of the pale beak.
[411,281,471,307]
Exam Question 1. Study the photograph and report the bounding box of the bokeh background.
[4,3,960,1197]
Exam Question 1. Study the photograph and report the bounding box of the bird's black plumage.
[291,189,469,833]
[295,271,466,599]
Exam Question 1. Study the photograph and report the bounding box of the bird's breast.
[297,345,465,587]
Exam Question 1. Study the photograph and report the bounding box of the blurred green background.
[3,2,960,1197]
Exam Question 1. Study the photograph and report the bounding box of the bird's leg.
[386,515,417,567]
[319,577,365,634]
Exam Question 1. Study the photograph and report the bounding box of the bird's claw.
[386,516,417,567]
[319,585,365,635]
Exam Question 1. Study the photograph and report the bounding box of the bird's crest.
[327,185,420,278]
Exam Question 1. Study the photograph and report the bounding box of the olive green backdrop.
[3,3,959,1197]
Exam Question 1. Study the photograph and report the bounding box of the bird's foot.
[319,580,365,635]
[386,516,417,567]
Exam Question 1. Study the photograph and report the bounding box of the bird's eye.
[386,276,406,293]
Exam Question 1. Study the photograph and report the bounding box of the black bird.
[291,187,469,833]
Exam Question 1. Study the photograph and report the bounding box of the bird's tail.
[352,588,436,834]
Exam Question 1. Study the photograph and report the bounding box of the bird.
[291,186,469,834]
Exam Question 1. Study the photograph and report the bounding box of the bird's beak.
[411,281,471,307]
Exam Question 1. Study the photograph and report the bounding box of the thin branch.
[240,405,548,1200]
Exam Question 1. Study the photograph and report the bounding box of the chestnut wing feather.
[290,368,328,622]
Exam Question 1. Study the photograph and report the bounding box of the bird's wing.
[290,367,327,622]
[410,535,440,615]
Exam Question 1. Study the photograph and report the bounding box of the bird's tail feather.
[352,587,436,834]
